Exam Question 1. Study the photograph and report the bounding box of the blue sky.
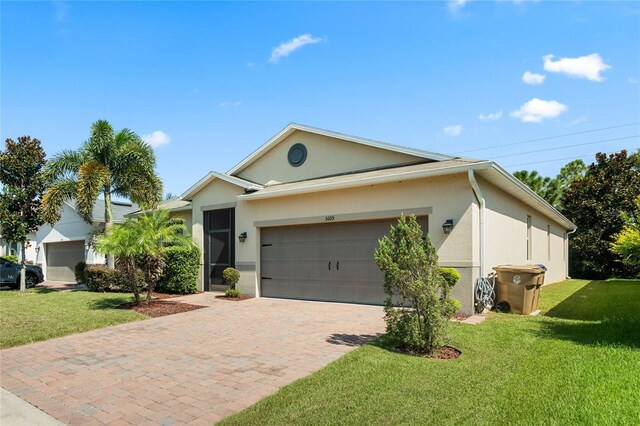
[2,1,639,196]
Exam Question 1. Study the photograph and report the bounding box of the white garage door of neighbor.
[46,241,85,281]
[260,217,428,305]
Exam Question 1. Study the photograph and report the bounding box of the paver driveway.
[0,297,384,425]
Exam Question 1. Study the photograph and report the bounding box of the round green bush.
[224,288,241,298]
[157,245,200,294]
[223,267,240,289]
[440,267,461,288]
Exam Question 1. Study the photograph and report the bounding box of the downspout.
[565,227,578,278]
[468,170,485,277]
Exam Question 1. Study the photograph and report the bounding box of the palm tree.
[42,120,163,267]
[136,210,194,304]
[95,209,194,305]
[94,218,145,304]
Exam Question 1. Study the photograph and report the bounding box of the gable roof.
[126,199,192,217]
[64,199,140,223]
[180,171,263,201]
[227,123,456,176]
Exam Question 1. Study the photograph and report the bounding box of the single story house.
[167,123,575,313]
[35,200,139,281]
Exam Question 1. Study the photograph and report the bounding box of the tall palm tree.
[42,120,163,267]
[95,209,194,305]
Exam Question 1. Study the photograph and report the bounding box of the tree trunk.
[19,240,26,292]
[104,187,115,268]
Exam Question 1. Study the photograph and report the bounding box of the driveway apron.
[0,298,384,425]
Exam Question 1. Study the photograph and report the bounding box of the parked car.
[0,258,44,288]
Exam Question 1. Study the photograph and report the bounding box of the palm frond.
[86,120,115,164]
[76,161,109,222]
[46,149,85,180]
[41,178,78,224]
[110,139,162,209]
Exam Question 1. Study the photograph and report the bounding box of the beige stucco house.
[168,123,575,313]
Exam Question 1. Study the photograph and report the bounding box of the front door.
[204,208,235,291]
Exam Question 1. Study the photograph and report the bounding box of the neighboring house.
[172,123,575,313]
[35,200,139,281]
[0,232,37,263]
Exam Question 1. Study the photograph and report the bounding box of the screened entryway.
[260,216,428,304]
[204,208,235,291]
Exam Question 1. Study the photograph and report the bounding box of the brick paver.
[0,297,384,425]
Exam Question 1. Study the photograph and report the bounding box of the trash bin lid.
[493,264,547,273]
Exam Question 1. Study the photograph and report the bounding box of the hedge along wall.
[157,245,200,294]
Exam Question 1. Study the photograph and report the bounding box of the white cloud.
[543,53,611,82]
[219,101,242,108]
[246,62,256,68]
[142,130,170,148]
[628,77,639,85]
[478,110,503,121]
[269,34,324,64]
[522,71,545,85]
[443,125,463,136]
[511,98,567,123]
[448,0,470,13]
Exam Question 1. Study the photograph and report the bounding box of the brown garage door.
[46,241,85,281]
[261,217,427,305]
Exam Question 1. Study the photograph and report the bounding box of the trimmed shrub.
[375,215,458,355]
[74,261,87,284]
[223,267,240,289]
[84,265,127,292]
[85,264,145,292]
[157,245,200,294]
[225,288,242,298]
[440,267,461,288]
[1,255,19,264]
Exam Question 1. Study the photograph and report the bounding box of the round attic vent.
[287,143,307,167]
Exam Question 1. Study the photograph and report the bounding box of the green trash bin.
[493,265,547,314]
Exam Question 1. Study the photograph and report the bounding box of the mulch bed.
[118,300,207,317]
[397,345,462,359]
[430,345,462,359]
[215,295,254,302]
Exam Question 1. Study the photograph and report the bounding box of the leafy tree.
[610,196,640,275]
[42,119,163,267]
[95,209,193,305]
[513,170,561,207]
[0,137,48,292]
[374,215,458,355]
[562,150,640,279]
[514,160,586,209]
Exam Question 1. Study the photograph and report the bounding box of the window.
[547,224,551,261]
[526,215,532,261]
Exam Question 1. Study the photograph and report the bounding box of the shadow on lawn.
[539,280,640,348]
[88,297,135,310]
[326,333,383,347]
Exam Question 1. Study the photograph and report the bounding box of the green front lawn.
[0,288,145,349]
[221,279,640,425]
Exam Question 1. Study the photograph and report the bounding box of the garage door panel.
[46,241,85,282]
[260,216,428,305]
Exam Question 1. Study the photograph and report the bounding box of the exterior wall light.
[442,219,454,234]
[238,232,247,243]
